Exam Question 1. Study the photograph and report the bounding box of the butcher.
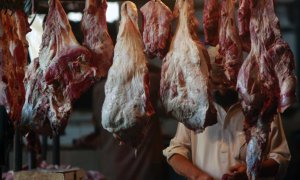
[163,48,291,180]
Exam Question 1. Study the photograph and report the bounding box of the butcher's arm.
[163,123,213,180]
[169,154,213,180]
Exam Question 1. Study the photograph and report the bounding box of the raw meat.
[238,0,251,52]
[102,1,154,147]
[0,12,8,110]
[0,10,27,122]
[203,0,220,46]
[14,10,31,53]
[22,59,53,134]
[81,0,114,78]
[218,0,243,86]
[22,0,96,134]
[140,0,173,59]
[207,46,231,90]
[236,0,297,179]
[160,0,217,132]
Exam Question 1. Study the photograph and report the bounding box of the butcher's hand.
[222,163,247,180]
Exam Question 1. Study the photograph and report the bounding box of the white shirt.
[163,103,291,180]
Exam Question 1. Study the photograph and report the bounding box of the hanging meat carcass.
[218,0,243,86]
[102,1,154,147]
[140,0,173,59]
[160,0,217,132]
[0,12,9,116]
[81,0,114,78]
[203,0,220,46]
[22,0,96,134]
[238,0,251,52]
[236,0,297,179]
[0,10,28,122]
[0,12,9,112]
[14,10,31,54]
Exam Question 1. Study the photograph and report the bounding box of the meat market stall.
[0,0,298,179]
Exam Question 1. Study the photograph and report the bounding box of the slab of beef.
[140,0,173,59]
[236,0,297,179]
[0,10,28,122]
[218,0,243,86]
[81,0,114,79]
[14,10,31,54]
[22,59,53,134]
[238,0,251,52]
[0,12,8,112]
[207,46,231,90]
[160,0,217,132]
[203,0,220,46]
[102,1,154,147]
[22,0,95,134]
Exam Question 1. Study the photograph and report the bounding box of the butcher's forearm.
[168,154,211,180]
[259,159,279,177]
